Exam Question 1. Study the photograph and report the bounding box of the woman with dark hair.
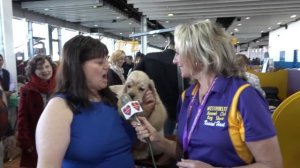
[35,35,156,167]
[17,55,56,168]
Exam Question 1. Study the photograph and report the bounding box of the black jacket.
[134,49,180,120]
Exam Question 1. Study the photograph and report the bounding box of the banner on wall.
[130,40,139,52]
[115,40,139,52]
[293,49,298,68]
[279,51,285,61]
[115,40,126,50]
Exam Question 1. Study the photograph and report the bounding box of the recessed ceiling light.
[165,20,169,23]
[290,15,297,18]
[261,30,264,33]
[92,5,102,8]
[245,17,251,20]
[237,23,242,26]
[165,41,168,43]
[277,22,282,25]
[129,22,132,25]
[116,16,120,19]
[167,13,174,17]
[94,24,98,27]
[44,8,52,11]
[268,27,272,30]
[120,33,123,35]
[205,19,210,21]
[234,28,239,32]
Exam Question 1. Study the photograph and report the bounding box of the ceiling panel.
[15,0,300,49]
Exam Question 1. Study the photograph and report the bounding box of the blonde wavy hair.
[109,50,125,65]
[174,20,242,77]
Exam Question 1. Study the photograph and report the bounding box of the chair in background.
[272,91,300,168]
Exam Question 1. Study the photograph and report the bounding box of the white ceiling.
[17,0,300,49]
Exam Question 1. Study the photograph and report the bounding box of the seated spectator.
[236,54,266,97]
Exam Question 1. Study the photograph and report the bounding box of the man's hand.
[141,89,155,113]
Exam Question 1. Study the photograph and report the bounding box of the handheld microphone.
[120,94,157,168]
[120,94,143,122]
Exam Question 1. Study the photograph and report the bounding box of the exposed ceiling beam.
[128,0,262,4]
[147,10,300,20]
[137,1,300,12]
[22,0,103,9]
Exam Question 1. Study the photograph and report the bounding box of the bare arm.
[36,97,73,168]
[131,117,177,158]
[239,136,283,168]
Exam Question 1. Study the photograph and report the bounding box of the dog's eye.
[139,88,145,92]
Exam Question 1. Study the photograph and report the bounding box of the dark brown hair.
[25,55,56,79]
[56,35,117,112]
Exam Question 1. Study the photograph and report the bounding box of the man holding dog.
[134,36,183,135]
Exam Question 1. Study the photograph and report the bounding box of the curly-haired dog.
[110,71,167,160]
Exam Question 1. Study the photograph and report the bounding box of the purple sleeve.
[238,86,276,142]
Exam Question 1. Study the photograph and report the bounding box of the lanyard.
[182,78,217,153]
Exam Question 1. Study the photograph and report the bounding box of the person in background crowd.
[132,21,282,168]
[0,54,16,97]
[0,85,8,168]
[134,52,145,66]
[107,50,126,85]
[35,35,156,168]
[122,55,134,79]
[236,53,266,97]
[17,55,56,168]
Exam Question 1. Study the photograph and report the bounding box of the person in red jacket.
[17,55,56,168]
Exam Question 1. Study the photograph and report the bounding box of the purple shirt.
[177,76,276,167]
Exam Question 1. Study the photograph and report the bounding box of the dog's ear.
[123,83,127,93]
[149,80,157,93]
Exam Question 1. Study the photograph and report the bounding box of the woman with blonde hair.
[132,21,282,168]
[107,50,126,85]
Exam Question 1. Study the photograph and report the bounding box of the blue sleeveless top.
[56,94,135,168]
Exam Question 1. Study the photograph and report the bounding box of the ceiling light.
[261,30,264,33]
[290,15,297,18]
[245,17,251,20]
[167,13,174,17]
[268,27,272,30]
[120,33,123,35]
[129,22,132,25]
[116,16,120,19]
[92,5,102,8]
[277,22,282,25]
[44,8,52,11]
[165,41,168,43]
[94,24,98,27]
[237,23,242,26]
[165,20,169,23]
[205,19,210,21]
[234,28,239,32]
